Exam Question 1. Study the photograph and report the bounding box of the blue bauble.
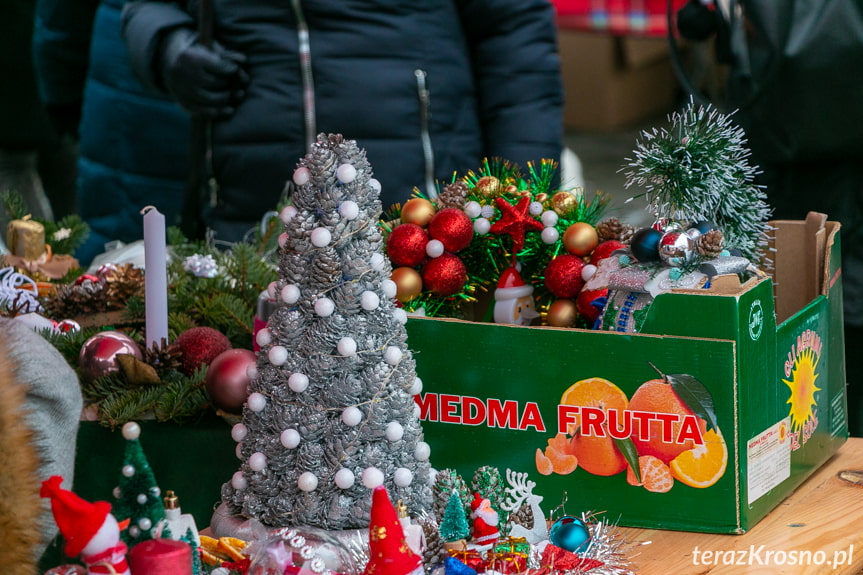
[690,220,717,235]
[549,516,591,553]
[629,227,662,262]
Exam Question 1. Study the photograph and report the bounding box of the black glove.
[158,27,249,118]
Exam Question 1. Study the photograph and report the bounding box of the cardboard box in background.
[409,214,847,534]
[559,30,680,131]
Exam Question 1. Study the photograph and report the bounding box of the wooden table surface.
[619,437,863,574]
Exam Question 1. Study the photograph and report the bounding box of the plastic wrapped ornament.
[79,331,143,383]
[246,527,363,575]
[658,230,696,267]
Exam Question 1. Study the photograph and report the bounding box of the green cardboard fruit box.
[407,214,848,534]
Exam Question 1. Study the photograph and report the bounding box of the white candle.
[142,206,168,349]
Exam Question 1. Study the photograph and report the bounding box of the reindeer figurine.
[500,469,548,544]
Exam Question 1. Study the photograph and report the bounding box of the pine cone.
[141,339,183,374]
[104,264,144,308]
[436,181,470,210]
[596,217,635,243]
[696,229,725,259]
[508,502,533,531]
[419,516,443,565]
[43,280,108,318]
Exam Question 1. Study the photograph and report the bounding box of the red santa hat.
[363,486,423,575]
[40,475,113,557]
[495,266,533,301]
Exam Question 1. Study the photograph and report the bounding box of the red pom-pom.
[544,255,586,298]
[577,287,608,324]
[171,326,233,376]
[427,208,474,253]
[422,253,468,296]
[386,224,429,267]
[590,240,626,264]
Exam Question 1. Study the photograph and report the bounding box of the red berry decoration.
[590,240,626,265]
[171,326,233,376]
[386,223,429,267]
[577,287,609,325]
[422,253,468,296]
[427,208,474,253]
[544,254,586,298]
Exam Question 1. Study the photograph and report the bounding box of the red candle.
[129,539,192,575]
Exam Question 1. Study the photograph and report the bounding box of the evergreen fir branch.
[0,190,29,220]
[43,214,89,254]
[97,385,166,429]
[153,377,209,422]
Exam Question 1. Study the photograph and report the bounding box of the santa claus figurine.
[470,492,500,546]
[40,476,130,575]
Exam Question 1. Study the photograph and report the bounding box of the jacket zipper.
[292,0,316,152]
[415,69,436,199]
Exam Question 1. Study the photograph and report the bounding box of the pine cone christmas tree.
[436,181,470,210]
[696,229,725,259]
[220,133,432,530]
[471,466,507,526]
[432,469,471,519]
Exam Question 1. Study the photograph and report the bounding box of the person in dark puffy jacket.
[33,0,190,265]
[122,0,565,244]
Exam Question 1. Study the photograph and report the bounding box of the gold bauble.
[547,299,578,328]
[474,175,501,198]
[534,192,549,205]
[391,267,423,302]
[563,222,599,257]
[551,191,578,215]
[401,198,436,227]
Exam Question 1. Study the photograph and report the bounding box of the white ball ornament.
[122,421,141,441]
[480,204,496,219]
[361,467,384,489]
[473,218,491,235]
[336,163,357,184]
[314,298,335,317]
[360,291,380,311]
[298,472,319,492]
[247,392,267,412]
[267,345,288,366]
[246,363,259,380]
[339,200,359,220]
[281,284,300,304]
[267,281,279,299]
[129,526,140,538]
[370,252,386,272]
[393,308,408,325]
[382,279,397,299]
[414,441,431,461]
[385,421,404,442]
[278,232,289,249]
[529,201,543,215]
[231,472,248,490]
[236,444,243,459]
[249,452,267,471]
[256,328,273,348]
[288,372,310,393]
[113,487,122,499]
[541,210,559,227]
[293,167,311,186]
[138,517,152,531]
[384,346,403,366]
[137,494,148,505]
[369,178,382,193]
[394,468,413,487]
[122,465,135,478]
[341,406,363,427]
[464,201,482,218]
[582,263,597,281]
[280,205,298,223]
[425,239,445,259]
[541,227,560,244]
[311,227,332,247]
[337,337,357,356]
[413,403,421,418]
[407,376,423,395]
[334,468,355,489]
[231,423,248,442]
[280,428,301,449]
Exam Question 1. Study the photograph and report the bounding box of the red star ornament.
[489,196,544,257]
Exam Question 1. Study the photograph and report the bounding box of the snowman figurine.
[40,476,130,575]
[493,266,539,325]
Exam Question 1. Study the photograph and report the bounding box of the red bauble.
[544,255,586,298]
[386,223,430,267]
[171,326,233,376]
[422,253,468,296]
[590,240,626,264]
[205,348,257,414]
[577,287,609,325]
[78,331,142,383]
[427,208,474,253]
